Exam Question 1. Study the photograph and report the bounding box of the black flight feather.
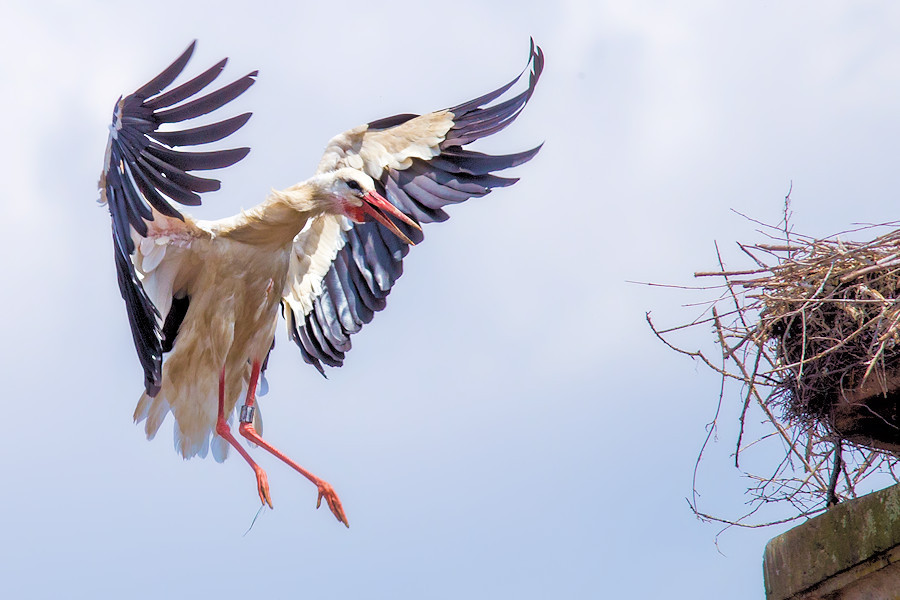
[100,41,256,396]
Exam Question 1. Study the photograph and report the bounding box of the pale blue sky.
[3,2,900,598]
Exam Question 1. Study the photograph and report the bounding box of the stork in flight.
[99,41,543,527]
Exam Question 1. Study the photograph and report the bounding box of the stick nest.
[651,210,900,528]
[750,230,900,425]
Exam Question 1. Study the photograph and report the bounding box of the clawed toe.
[316,482,349,527]
[254,467,273,508]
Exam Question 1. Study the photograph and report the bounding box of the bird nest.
[650,207,900,527]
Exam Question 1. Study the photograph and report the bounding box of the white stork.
[99,41,543,527]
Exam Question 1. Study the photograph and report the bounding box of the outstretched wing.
[99,41,257,395]
[282,41,544,374]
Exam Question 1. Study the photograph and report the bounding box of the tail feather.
[131,344,257,461]
[174,419,210,459]
[211,432,230,463]
[133,392,151,423]
[145,394,171,441]
[134,391,172,441]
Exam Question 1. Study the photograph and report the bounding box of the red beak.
[358,190,422,245]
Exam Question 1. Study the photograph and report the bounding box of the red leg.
[239,361,349,527]
[215,366,273,508]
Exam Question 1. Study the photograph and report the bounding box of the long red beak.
[359,191,422,245]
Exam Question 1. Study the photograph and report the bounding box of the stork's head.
[317,168,421,244]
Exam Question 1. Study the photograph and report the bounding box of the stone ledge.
[764,483,900,599]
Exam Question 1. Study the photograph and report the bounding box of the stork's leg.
[239,360,349,527]
[215,366,273,508]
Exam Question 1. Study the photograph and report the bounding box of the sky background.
[3,1,900,598]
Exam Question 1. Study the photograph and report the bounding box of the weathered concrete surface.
[764,484,900,599]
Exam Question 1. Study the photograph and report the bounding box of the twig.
[827,441,843,507]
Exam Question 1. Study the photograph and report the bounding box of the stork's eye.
[345,179,362,192]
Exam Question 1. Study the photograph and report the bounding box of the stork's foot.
[315,480,349,528]
[238,421,349,527]
[254,465,273,509]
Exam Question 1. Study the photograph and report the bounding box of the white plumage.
[99,40,543,526]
